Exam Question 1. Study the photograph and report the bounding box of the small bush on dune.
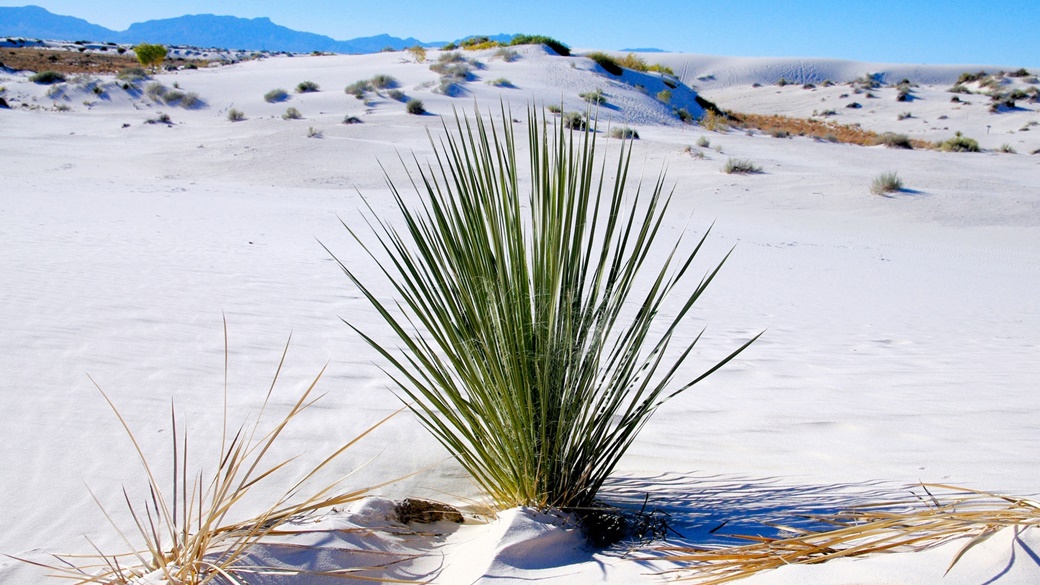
[227,108,245,121]
[696,135,711,148]
[546,103,562,114]
[296,80,320,93]
[609,126,639,139]
[878,132,913,149]
[371,73,397,89]
[282,106,302,119]
[509,34,570,56]
[579,88,606,104]
[30,70,66,84]
[486,77,514,88]
[938,131,980,152]
[387,88,406,101]
[585,51,622,75]
[116,67,149,82]
[134,43,167,68]
[329,106,755,510]
[562,110,586,130]
[264,88,289,102]
[407,45,427,63]
[493,47,519,62]
[345,79,371,98]
[998,143,1017,154]
[722,157,762,174]
[405,98,425,114]
[870,171,903,195]
[657,89,671,103]
[307,126,322,138]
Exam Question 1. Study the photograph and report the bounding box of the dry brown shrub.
[731,112,932,149]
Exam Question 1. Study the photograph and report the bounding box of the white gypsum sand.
[1,46,1038,584]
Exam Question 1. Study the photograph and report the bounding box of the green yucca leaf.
[331,104,758,509]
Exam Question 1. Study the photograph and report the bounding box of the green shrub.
[676,108,695,124]
[330,106,755,509]
[116,67,148,82]
[938,132,980,152]
[493,47,519,62]
[371,74,397,89]
[264,88,289,103]
[282,106,302,120]
[486,78,514,88]
[387,89,406,101]
[957,70,988,84]
[307,126,322,138]
[870,171,903,195]
[609,126,639,139]
[878,132,912,149]
[656,89,672,103]
[509,34,570,56]
[722,158,762,174]
[405,98,425,115]
[296,80,320,93]
[29,70,66,84]
[345,80,371,98]
[562,111,586,130]
[696,135,710,148]
[134,43,167,68]
[227,108,245,122]
[144,81,168,101]
[585,51,622,75]
[406,45,427,63]
[547,104,562,114]
[579,88,606,104]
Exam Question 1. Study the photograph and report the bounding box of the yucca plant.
[331,105,757,510]
[17,333,402,584]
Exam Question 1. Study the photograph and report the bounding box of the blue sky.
[3,0,1039,67]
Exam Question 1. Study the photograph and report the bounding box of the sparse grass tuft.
[722,158,762,174]
[329,105,755,510]
[387,88,406,101]
[878,132,913,149]
[345,80,371,98]
[371,73,397,89]
[295,80,320,93]
[580,88,606,104]
[870,171,903,195]
[264,88,289,103]
[656,89,671,103]
[998,143,1017,153]
[405,98,425,115]
[227,108,245,122]
[493,47,519,62]
[546,103,562,114]
[696,136,710,148]
[486,77,514,88]
[609,126,639,139]
[282,106,302,120]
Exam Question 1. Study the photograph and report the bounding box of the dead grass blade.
[653,484,1040,584]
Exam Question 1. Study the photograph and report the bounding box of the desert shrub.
[116,67,148,82]
[870,171,903,195]
[307,126,322,138]
[878,132,912,149]
[998,143,1017,153]
[227,108,245,121]
[609,126,639,139]
[486,78,513,88]
[700,110,729,131]
[343,115,362,124]
[957,70,988,84]
[722,158,762,174]
[770,129,790,138]
[948,84,972,94]
[330,106,754,509]
[405,98,425,115]
[144,81,168,101]
[1008,68,1030,78]
[776,77,789,87]
[546,104,562,114]
[897,88,912,101]
[579,88,606,104]
[585,51,623,75]
[696,135,711,148]
[656,89,671,103]
[345,80,371,98]
[938,132,979,152]
[436,51,466,64]
[852,72,881,89]
[614,53,674,75]
[897,111,912,120]
[146,112,172,124]
[387,88,406,101]
[296,80,320,93]
[509,34,570,56]
[29,70,66,84]
[406,45,427,62]
[676,108,695,124]
[282,106,302,120]
[264,88,289,102]
[493,47,519,62]
[562,111,586,130]
[371,74,397,89]
[814,109,837,117]
[134,43,167,68]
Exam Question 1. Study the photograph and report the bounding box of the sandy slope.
[1,47,1038,584]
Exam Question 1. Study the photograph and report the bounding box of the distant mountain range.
[0,5,470,53]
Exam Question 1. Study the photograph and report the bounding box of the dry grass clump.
[655,485,1040,584]
[264,88,289,103]
[580,88,607,104]
[15,336,401,584]
[405,98,425,115]
[870,171,903,195]
[227,108,245,122]
[295,80,320,93]
[722,158,762,174]
[731,112,934,148]
[282,106,302,120]
[609,126,639,139]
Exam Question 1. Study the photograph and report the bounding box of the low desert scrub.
[938,131,980,152]
[307,126,322,138]
[696,135,711,148]
[370,73,397,89]
[508,34,570,56]
[657,89,672,103]
[116,66,149,82]
[29,70,66,84]
[227,108,245,121]
[296,80,320,93]
[722,158,762,174]
[998,143,1017,154]
[546,103,562,114]
[405,98,425,114]
[264,88,289,102]
[851,72,882,89]
[133,42,167,68]
[878,132,913,149]
[486,77,514,88]
[585,51,623,75]
[870,171,903,195]
[700,110,729,131]
[897,111,912,120]
[343,115,362,124]
[609,126,639,139]
[16,337,399,584]
[329,105,755,509]
[614,53,675,76]
[562,110,586,130]
[282,106,302,119]
[406,45,427,63]
[730,112,933,148]
[676,108,696,124]
[387,88,407,101]
[657,485,1040,585]
[493,47,519,62]
[580,88,606,104]
[345,80,371,98]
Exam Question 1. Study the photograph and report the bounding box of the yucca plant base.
[331,106,756,511]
